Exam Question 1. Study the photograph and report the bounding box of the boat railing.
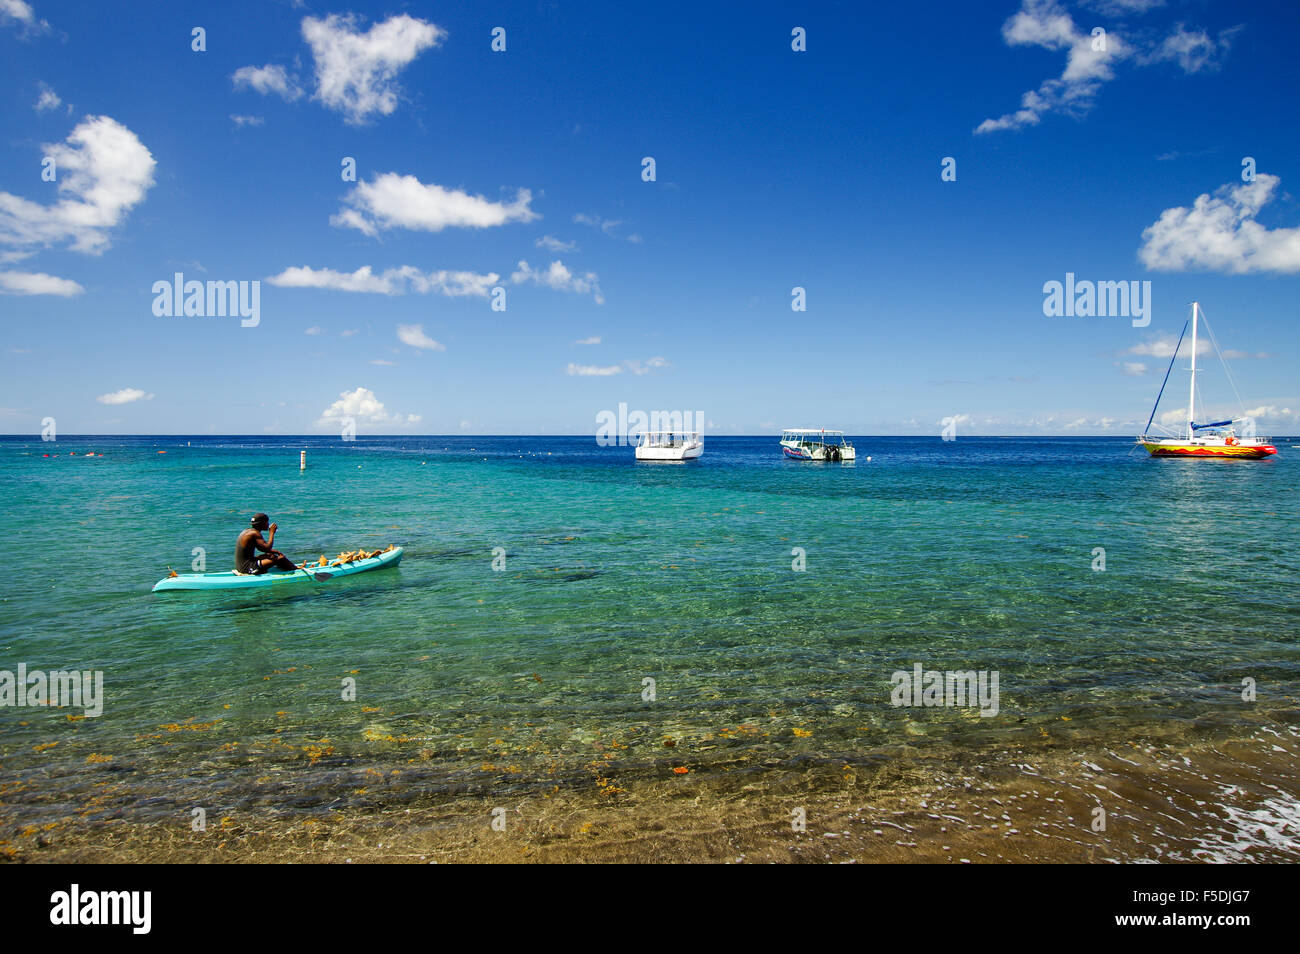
[780,434,852,447]
[638,431,701,449]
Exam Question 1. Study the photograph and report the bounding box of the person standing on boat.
[235,513,297,575]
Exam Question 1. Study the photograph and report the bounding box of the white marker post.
[300,450,306,471]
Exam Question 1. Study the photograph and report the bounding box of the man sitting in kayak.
[235,513,297,575]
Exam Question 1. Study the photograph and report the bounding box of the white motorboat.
[635,430,703,461]
[780,428,856,461]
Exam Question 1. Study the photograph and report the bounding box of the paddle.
[296,547,387,582]
[291,557,334,582]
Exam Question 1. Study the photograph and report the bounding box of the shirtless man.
[234,513,297,575]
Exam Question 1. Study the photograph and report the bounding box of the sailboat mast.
[1187,302,1199,440]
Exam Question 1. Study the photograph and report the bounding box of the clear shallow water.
[1,435,1297,828]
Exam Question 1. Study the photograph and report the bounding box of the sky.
[1,0,1297,437]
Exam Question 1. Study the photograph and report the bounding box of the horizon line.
[1,433,1235,440]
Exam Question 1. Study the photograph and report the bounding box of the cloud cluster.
[1139,24,1238,73]
[268,265,499,296]
[0,116,156,256]
[396,323,444,351]
[97,387,153,405]
[565,357,668,376]
[1,0,48,34]
[976,1,1235,134]
[0,269,82,296]
[976,0,1125,134]
[1138,174,1300,274]
[511,260,604,304]
[234,14,443,125]
[333,173,537,236]
[536,235,577,253]
[1126,335,1209,360]
[573,212,641,243]
[232,64,303,101]
[34,82,61,112]
[316,386,420,427]
[1242,405,1296,423]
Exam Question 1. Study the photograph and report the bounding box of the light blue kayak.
[152,546,403,592]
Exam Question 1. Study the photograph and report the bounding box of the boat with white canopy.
[780,428,856,461]
[635,430,703,460]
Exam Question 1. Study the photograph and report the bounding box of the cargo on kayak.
[152,546,403,592]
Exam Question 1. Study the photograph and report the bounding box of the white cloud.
[511,259,603,304]
[370,358,396,366]
[625,356,669,376]
[396,323,445,351]
[232,64,304,101]
[1117,361,1148,375]
[1139,24,1237,73]
[316,386,420,427]
[566,363,622,376]
[573,212,640,242]
[34,82,60,112]
[0,269,83,296]
[1,0,47,33]
[573,212,622,235]
[976,2,1232,135]
[268,264,499,296]
[976,0,1126,134]
[1243,405,1295,422]
[1138,174,1300,274]
[232,15,442,124]
[567,356,668,376]
[1082,0,1165,13]
[0,116,156,255]
[230,114,265,127]
[340,328,358,337]
[334,172,537,236]
[270,265,393,293]
[304,326,323,335]
[536,234,577,252]
[1126,335,1209,359]
[573,335,601,345]
[1157,407,1189,427]
[97,387,153,405]
[302,13,444,124]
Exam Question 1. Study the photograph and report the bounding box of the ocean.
[2,435,1297,861]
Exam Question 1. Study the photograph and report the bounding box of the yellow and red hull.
[1141,441,1277,459]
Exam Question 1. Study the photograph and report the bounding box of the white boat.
[1137,302,1277,460]
[635,430,703,461]
[780,428,856,461]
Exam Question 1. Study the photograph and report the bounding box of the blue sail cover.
[1192,420,1233,429]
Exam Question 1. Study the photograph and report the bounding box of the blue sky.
[1,0,1297,436]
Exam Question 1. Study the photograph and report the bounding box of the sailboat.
[1137,302,1277,459]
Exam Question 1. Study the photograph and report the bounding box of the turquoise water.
[1,435,1298,827]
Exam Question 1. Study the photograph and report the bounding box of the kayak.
[152,546,403,592]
